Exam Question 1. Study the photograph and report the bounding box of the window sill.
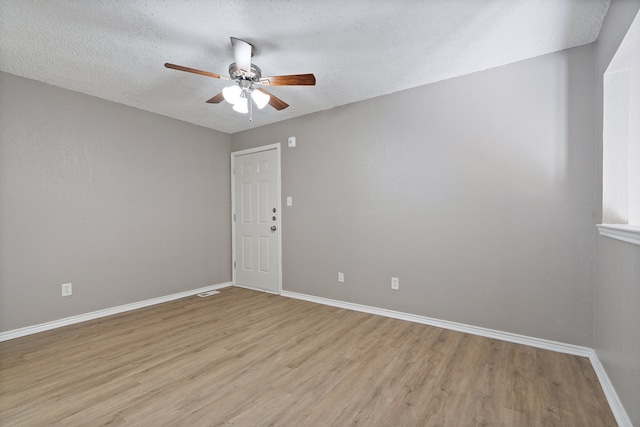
[597,224,640,246]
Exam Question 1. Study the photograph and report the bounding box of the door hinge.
[234,261,236,269]
[232,166,236,174]
[233,213,236,222]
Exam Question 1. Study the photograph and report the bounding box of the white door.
[233,148,279,293]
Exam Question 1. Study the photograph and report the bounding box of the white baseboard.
[280,290,631,426]
[0,282,232,342]
[281,290,592,356]
[590,351,633,427]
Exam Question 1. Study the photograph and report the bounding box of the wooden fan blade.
[206,92,225,104]
[259,74,316,86]
[257,88,289,110]
[164,63,229,80]
[230,37,253,74]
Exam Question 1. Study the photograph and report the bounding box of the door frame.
[230,143,282,294]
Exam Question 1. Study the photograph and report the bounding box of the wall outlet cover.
[62,283,72,296]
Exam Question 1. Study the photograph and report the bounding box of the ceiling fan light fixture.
[232,96,249,114]
[223,85,242,104]
[251,89,270,109]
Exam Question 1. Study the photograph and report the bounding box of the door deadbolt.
[272,208,276,213]
[272,216,276,221]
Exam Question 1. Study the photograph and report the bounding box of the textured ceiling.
[0,0,610,134]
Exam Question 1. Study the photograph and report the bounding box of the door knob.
[271,226,277,232]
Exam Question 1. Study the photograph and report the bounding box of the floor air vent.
[197,290,220,298]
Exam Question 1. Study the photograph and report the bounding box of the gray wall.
[594,0,640,424]
[0,72,232,332]
[232,44,596,347]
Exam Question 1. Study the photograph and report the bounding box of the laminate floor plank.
[0,287,616,426]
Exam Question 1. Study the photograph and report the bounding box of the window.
[598,9,640,246]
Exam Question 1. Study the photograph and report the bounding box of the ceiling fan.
[165,37,316,119]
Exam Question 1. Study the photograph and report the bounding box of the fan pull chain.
[249,91,253,121]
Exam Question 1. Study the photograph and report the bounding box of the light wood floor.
[1,287,615,426]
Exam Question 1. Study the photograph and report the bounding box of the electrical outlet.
[62,283,72,296]
[391,277,399,290]
[338,272,344,283]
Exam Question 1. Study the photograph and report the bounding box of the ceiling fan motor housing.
[229,62,262,82]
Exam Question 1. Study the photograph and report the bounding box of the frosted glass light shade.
[232,97,248,114]
[223,85,242,104]
[251,89,270,109]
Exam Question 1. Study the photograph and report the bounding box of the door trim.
[231,143,282,294]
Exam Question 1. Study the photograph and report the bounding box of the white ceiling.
[0,0,610,134]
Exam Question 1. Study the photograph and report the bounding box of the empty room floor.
[0,287,615,426]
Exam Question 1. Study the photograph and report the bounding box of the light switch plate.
[288,136,296,148]
[286,196,293,206]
